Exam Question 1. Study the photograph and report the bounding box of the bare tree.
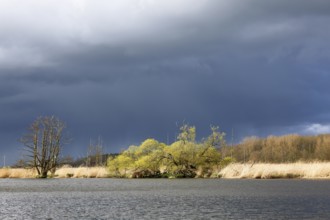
[20,116,66,178]
[86,136,104,167]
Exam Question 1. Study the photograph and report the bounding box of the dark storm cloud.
[1,0,330,164]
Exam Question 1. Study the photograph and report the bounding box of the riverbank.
[219,162,330,179]
[0,166,108,178]
[1,162,330,178]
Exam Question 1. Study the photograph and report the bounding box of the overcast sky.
[1,0,330,164]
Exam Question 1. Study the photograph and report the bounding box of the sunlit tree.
[107,124,230,178]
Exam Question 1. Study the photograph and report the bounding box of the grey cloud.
[1,1,330,164]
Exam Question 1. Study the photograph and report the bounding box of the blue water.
[0,179,329,219]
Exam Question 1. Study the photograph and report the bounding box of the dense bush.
[107,125,232,178]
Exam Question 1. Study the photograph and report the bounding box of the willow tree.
[20,116,66,178]
[163,125,225,177]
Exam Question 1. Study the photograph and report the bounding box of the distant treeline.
[14,124,330,176]
[224,134,330,163]
[14,153,118,168]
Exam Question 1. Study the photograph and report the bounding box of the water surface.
[0,179,329,219]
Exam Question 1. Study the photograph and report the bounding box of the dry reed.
[0,167,108,178]
[0,168,36,178]
[55,166,108,178]
[219,162,330,179]
[2,163,330,179]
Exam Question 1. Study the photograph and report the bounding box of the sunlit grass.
[0,166,108,178]
[55,166,108,178]
[219,162,330,179]
[0,168,36,178]
[2,162,330,179]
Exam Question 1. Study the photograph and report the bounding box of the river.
[0,179,329,219]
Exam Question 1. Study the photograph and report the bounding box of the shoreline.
[1,162,330,179]
[0,166,109,178]
[219,162,330,179]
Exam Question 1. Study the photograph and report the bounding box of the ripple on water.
[0,179,330,219]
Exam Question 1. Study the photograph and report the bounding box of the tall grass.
[0,167,108,178]
[55,166,108,178]
[219,162,330,179]
[2,163,330,179]
[0,168,36,178]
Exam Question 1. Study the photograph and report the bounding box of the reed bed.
[0,168,36,178]
[0,167,108,178]
[2,163,330,179]
[219,162,330,179]
[55,166,108,178]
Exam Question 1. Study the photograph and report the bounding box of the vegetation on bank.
[13,115,330,179]
[0,167,108,178]
[219,162,330,179]
[0,168,36,178]
[105,128,330,179]
[226,134,330,163]
[20,116,67,178]
[107,125,234,178]
[3,162,330,179]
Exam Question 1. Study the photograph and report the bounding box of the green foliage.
[107,139,165,177]
[177,124,196,143]
[107,154,135,177]
[135,139,165,158]
[107,124,228,178]
[220,156,235,168]
[163,141,197,176]
[203,126,225,148]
